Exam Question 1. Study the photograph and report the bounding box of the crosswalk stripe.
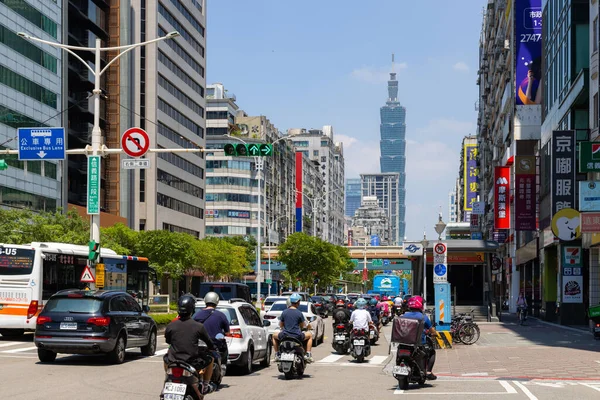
[367,355,388,365]
[317,354,345,363]
[0,342,21,348]
[153,349,169,357]
[3,346,37,353]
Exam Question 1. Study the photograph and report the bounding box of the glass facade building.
[360,173,400,245]
[345,178,361,217]
[379,71,406,239]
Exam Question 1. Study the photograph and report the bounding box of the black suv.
[34,290,157,364]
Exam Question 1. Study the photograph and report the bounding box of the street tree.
[101,223,140,255]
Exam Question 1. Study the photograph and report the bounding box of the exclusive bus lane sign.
[80,266,95,283]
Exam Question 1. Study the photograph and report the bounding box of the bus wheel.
[0,329,25,337]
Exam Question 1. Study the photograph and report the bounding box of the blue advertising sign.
[18,127,65,160]
[471,232,483,240]
[370,235,380,246]
[515,0,542,105]
[434,283,452,325]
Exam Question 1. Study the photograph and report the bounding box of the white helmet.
[393,297,403,307]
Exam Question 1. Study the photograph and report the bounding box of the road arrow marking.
[37,151,47,158]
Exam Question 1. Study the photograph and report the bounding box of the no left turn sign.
[121,127,150,158]
[434,243,447,255]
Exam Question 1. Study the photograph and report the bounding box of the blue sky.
[207,0,487,241]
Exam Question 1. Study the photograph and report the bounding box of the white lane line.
[513,381,539,400]
[317,354,345,363]
[368,355,388,365]
[0,342,21,348]
[393,389,404,395]
[579,383,600,393]
[3,346,37,353]
[152,349,169,357]
[499,381,518,394]
[462,372,489,376]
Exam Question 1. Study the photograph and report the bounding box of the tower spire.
[392,53,395,72]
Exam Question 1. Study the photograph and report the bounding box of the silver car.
[194,299,272,375]
[263,301,325,346]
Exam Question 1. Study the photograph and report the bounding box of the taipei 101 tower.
[379,54,406,240]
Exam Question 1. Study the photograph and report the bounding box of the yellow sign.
[551,208,581,242]
[95,263,105,288]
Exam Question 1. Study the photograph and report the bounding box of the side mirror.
[263,319,271,327]
[142,305,150,313]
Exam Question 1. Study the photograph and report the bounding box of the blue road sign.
[18,127,65,160]
[383,259,390,266]
[370,235,380,246]
[434,264,447,276]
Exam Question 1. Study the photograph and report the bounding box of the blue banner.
[515,0,542,105]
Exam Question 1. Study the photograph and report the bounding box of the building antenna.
[392,53,395,72]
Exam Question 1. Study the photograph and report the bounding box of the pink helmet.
[407,296,424,312]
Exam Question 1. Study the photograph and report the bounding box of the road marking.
[3,346,37,353]
[393,389,404,395]
[368,355,388,365]
[579,383,600,392]
[499,381,518,394]
[152,349,169,357]
[462,372,489,376]
[317,354,345,363]
[0,342,21,348]
[512,381,538,400]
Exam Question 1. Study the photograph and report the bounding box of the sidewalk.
[434,314,600,380]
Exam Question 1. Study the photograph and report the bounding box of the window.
[139,168,146,202]
[0,186,56,211]
[158,98,203,137]
[166,0,205,37]
[205,193,262,203]
[313,150,319,157]
[158,150,204,177]
[321,156,326,162]
[0,104,48,128]
[157,123,203,159]
[124,296,142,312]
[294,141,309,147]
[158,75,204,117]
[158,169,204,198]
[0,65,58,108]
[110,296,129,312]
[206,176,259,187]
[206,127,228,136]
[0,0,58,38]
[206,110,228,120]
[595,17,599,53]
[158,51,204,97]
[157,193,204,218]
[158,26,204,77]
[139,219,146,231]
[321,140,329,147]
[158,3,205,56]
[163,223,200,238]
[206,159,251,171]
[0,24,57,73]
[44,161,57,179]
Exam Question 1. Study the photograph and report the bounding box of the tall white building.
[448,189,457,223]
[0,0,63,211]
[131,0,207,237]
[287,126,345,244]
[360,173,400,245]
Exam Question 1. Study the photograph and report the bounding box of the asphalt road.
[2,319,600,399]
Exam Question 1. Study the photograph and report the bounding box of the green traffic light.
[88,240,100,261]
[259,144,273,156]
[0,160,7,171]
[236,143,248,156]
[224,144,236,156]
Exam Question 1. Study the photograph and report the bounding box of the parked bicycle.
[450,313,480,345]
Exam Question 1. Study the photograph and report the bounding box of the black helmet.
[178,295,195,319]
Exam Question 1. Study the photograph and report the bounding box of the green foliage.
[220,235,256,265]
[150,313,178,325]
[101,223,140,255]
[277,232,352,288]
[0,208,88,244]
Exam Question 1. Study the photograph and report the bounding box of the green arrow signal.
[260,144,273,156]
[248,144,260,156]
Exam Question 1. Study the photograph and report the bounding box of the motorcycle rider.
[402,295,438,381]
[392,296,403,316]
[332,299,352,327]
[349,298,372,336]
[367,298,382,332]
[165,294,216,396]
[193,292,230,371]
[273,293,314,363]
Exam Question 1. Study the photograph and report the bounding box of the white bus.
[0,242,154,337]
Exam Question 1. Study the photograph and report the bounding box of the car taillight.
[35,335,52,339]
[264,315,277,319]
[336,325,346,329]
[36,315,52,325]
[398,349,411,355]
[27,301,39,319]
[87,317,110,326]
[230,328,243,338]
[315,303,322,307]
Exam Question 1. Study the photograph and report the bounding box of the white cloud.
[337,134,379,178]
[453,62,469,73]
[350,63,407,84]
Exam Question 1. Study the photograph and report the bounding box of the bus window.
[0,248,35,275]
[42,254,87,300]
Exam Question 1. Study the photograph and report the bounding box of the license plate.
[280,353,295,361]
[163,382,186,395]
[60,322,77,330]
[334,334,345,341]
[163,394,184,400]
[353,339,365,346]
[393,365,409,375]
[594,327,600,332]
[370,331,375,339]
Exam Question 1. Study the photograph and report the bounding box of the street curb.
[528,317,589,334]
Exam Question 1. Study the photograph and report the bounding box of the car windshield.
[269,303,308,313]
[44,297,103,313]
[311,296,323,302]
[264,297,286,306]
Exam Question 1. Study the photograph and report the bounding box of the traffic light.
[236,143,248,156]
[224,144,236,156]
[0,160,7,170]
[88,240,100,262]
[222,143,273,156]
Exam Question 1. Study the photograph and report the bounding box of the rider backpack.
[391,316,424,347]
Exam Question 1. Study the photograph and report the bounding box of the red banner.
[494,166,511,229]
[514,156,536,230]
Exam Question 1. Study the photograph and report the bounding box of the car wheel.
[0,329,25,337]
[242,346,253,375]
[38,348,56,363]
[260,340,272,367]
[108,335,126,364]
[140,329,156,356]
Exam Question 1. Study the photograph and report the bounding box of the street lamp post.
[17,31,179,252]
[421,232,429,304]
[295,187,342,239]
[266,214,287,296]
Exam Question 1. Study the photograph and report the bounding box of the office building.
[352,196,390,245]
[448,189,457,223]
[345,178,361,217]
[287,126,345,244]
[379,57,406,240]
[360,173,400,245]
[131,0,207,237]
[0,0,62,210]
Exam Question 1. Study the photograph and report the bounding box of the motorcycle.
[204,333,228,388]
[332,323,350,354]
[350,328,371,363]
[588,304,600,339]
[382,310,391,326]
[277,336,306,380]
[392,340,429,390]
[369,325,379,345]
[161,360,204,400]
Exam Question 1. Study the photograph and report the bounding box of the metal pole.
[313,198,317,238]
[267,222,271,297]
[256,157,262,304]
[90,38,102,249]
[423,247,427,304]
